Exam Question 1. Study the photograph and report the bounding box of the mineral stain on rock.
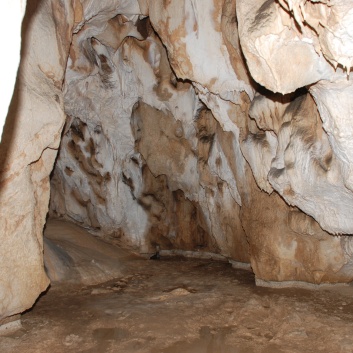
[2,0,353,345]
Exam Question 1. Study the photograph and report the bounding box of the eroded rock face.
[0,0,74,319]
[48,0,353,287]
[50,12,250,262]
[3,0,353,322]
[0,0,26,139]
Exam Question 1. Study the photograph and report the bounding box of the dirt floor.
[1,223,353,353]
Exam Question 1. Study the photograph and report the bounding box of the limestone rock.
[3,0,353,326]
[236,0,353,235]
[50,0,250,262]
[48,0,353,287]
[278,0,353,73]
[145,0,254,101]
[44,219,133,284]
[236,0,339,94]
[0,0,26,139]
[268,92,353,234]
[0,0,74,319]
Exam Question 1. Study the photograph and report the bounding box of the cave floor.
[2,232,353,352]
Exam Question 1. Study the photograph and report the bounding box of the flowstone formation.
[50,13,249,262]
[2,0,353,323]
[50,0,353,286]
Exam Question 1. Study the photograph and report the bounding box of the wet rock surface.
[2,222,353,353]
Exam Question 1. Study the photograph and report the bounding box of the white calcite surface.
[236,0,353,234]
[51,11,249,260]
[3,0,353,322]
[49,0,353,285]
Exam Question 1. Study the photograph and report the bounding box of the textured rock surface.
[48,0,353,287]
[236,0,335,94]
[44,219,135,284]
[0,0,74,319]
[50,20,250,261]
[0,0,26,138]
[3,0,353,322]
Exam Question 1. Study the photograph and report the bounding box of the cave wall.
[2,0,353,320]
[0,0,26,138]
[0,0,74,320]
[50,14,250,261]
[49,0,353,285]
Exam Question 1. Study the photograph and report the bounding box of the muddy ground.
[1,222,353,353]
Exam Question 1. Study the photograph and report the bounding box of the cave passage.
[2,0,353,351]
[2,220,353,353]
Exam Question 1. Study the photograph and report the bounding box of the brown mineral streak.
[73,0,83,23]
[212,0,223,33]
[0,171,21,188]
[4,0,353,332]
[51,0,74,76]
[160,1,193,77]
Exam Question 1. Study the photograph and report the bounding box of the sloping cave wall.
[2,0,353,321]
[0,0,74,321]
